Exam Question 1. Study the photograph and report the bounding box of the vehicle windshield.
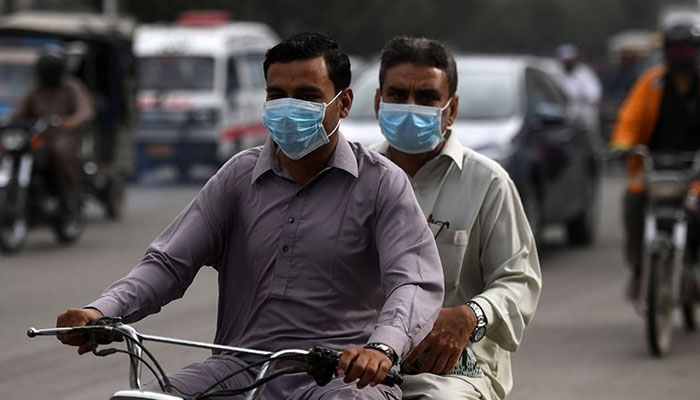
[0,62,34,103]
[138,56,214,91]
[349,62,517,120]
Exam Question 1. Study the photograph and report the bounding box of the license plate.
[147,144,175,159]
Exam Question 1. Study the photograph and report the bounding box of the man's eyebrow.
[415,88,442,97]
[266,86,284,93]
[385,86,409,94]
[294,86,324,93]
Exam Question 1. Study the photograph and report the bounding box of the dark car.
[342,55,601,245]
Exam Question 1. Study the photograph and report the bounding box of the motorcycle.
[631,146,700,356]
[0,117,85,253]
[27,317,403,400]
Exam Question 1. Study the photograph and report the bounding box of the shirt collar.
[251,132,359,185]
[376,130,464,170]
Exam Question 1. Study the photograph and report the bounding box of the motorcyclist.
[610,21,700,299]
[8,47,94,219]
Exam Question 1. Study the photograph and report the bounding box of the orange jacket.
[610,65,666,192]
[610,65,700,192]
[611,65,666,150]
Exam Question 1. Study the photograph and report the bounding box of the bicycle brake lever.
[307,346,403,387]
[307,346,338,386]
[84,317,125,344]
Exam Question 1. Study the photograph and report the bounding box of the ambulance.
[134,11,278,181]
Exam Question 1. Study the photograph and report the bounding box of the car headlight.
[647,178,687,200]
[0,130,27,151]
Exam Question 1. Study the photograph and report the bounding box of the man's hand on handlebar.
[61,116,78,133]
[337,346,393,389]
[56,307,104,355]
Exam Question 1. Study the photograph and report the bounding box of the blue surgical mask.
[262,91,342,160]
[378,99,452,154]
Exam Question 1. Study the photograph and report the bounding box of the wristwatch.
[466,301,488,343]
[364,343,398,365]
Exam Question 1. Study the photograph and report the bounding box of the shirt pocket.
[430,225,469,290]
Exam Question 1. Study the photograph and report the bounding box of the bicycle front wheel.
[646,251,675,357]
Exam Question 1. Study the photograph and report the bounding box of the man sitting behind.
[370,37,542,400]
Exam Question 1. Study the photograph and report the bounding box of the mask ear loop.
[321,90,345,138]
[439,97,454,137]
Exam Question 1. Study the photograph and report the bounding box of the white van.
[134,12,278,181]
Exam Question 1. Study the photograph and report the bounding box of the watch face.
[472,326,486,342]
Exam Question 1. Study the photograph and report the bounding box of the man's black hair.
[263,32,351,93]
[379,37,458,97]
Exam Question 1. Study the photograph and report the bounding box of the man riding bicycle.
[611,21,700,299]
[54,33,444,399]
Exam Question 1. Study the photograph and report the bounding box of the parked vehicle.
[27,317,402,400]
[134,11,278,181]
[343,55,601,245]
[0,117,84,253]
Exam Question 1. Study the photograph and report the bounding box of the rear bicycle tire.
[0,185,29,254]
[682,303,697,331]
[646,252,675,356]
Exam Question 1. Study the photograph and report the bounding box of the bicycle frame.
[638,147,700,309]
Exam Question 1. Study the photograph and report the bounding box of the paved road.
[0,173,697,399]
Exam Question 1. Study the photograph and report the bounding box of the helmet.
[35,48,66,87]
[663,22,700,70]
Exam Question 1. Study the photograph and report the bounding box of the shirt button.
[288,217,295,224]
[282,245,289,252]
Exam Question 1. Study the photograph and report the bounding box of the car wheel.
[105,175,126,220]
[567,173,599,246]
[522,180,543,245]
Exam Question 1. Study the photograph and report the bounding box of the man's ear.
[445,95,459,127]
[339,88,354,118]
[374,88,381,119]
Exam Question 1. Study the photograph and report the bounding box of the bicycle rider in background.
[611,21,700,299]
[7,47,94,221]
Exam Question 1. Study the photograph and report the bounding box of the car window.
[526,69,564,113]
[227,57,239,94]
[243,54,266,89]
[139,56,214,91]
[457,72,516,119]
[538,72,568,106]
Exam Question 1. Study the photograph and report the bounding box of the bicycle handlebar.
[27,321,403,399]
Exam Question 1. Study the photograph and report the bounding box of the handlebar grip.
[382,370,403,387]
[84,317,124,343]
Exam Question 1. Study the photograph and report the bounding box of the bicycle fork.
[641,211,687,308]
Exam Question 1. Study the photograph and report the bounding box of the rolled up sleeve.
[370,167,445,359]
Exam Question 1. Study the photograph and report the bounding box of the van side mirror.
[534,102,567,125]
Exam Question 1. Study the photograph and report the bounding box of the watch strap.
[364,342,398,365]
[466,300,488,342]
